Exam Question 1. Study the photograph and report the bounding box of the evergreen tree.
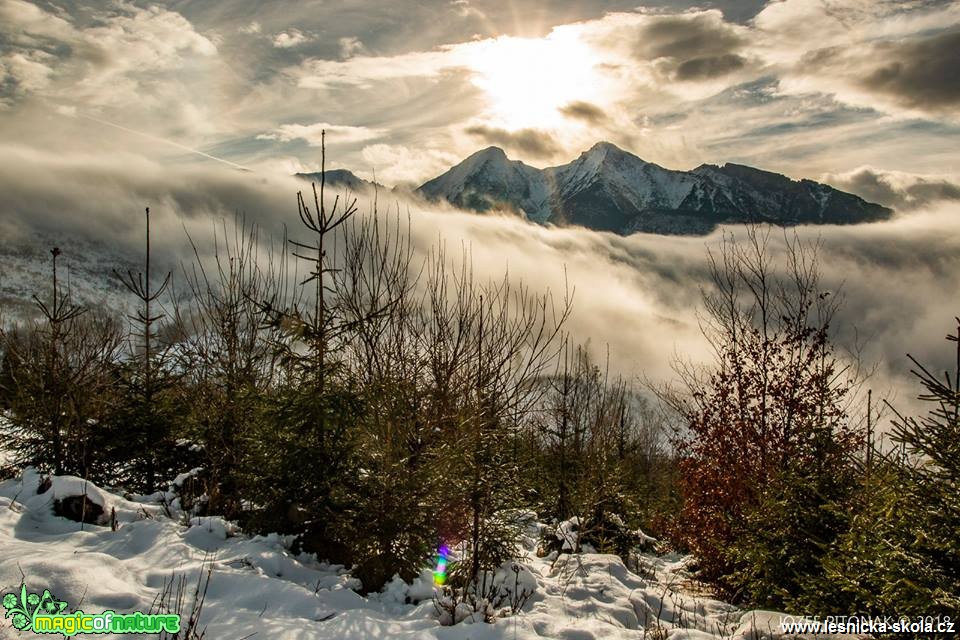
[244,137,368,562]
[111,207,185,494]
[0,247,122,481]
[531,345,651,559]
[332,212,441,592]
[178,219,280,519]
[730,455,856,609]
[448,277,567,592]
[823,319,960,623]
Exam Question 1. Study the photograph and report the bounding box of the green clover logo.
[3,585,68,633]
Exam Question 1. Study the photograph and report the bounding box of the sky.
[1,0,959,424]
[1,0,959,188]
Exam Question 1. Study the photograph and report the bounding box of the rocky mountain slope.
[417,142,892,235]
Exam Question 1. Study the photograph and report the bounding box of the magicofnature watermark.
[3,584,180,636]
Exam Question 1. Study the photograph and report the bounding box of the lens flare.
[433,544,451,586]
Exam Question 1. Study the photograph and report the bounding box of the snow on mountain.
[551,142,697,210]
[418,147,553,222]
[546,142,705,234]
[417,143,892,235]
[689,163,889,226]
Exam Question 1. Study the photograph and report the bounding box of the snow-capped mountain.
[417,142,892,235]
[418,147,553,223]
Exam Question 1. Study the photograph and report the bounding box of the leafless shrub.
[149,556,213,640]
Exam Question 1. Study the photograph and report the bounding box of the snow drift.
[0,468,864,639]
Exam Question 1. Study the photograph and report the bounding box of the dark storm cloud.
[560,100,607,124]
[860,29,960,111]
[790,26,960,119]
[464,125,559,158]
[825,167,960,211]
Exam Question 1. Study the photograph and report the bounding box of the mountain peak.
[471,146,509,161]
[295,168,375,191]
[586,141,623,155]
[454,146,514,174]
[417,143,892,235]
[582,141,634,161]
[695,162,803,192]
[417,144,551,220]
[574,142,652,172]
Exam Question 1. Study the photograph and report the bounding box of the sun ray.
[466,30,602,131]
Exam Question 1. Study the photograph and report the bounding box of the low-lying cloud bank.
[823,166,960,211]
[1,147,957,425]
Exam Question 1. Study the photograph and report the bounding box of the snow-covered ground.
[0,469,863,639]
[0,238,134,319]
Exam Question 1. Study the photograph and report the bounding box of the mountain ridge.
[295,169,380,192]
[416,143,893,235]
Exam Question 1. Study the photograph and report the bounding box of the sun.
[467,31,601,131]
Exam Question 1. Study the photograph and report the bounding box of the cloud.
[0,146,957,424]
[0,51,54,95]
[358,143,459,186]
[0,0,959,240]
[272,29,311,49]
[0,0,76,45]
[293,46,469,88]
[858,29,960,112]
[0,0,221,136]
[756,0,960,120]
[673,53,746,81]
[560,101,607,124]
[257,122,384,146]
[450,0,485,20]
[589,10,754,84]
[632,11,746,61]
[0,144,279,254]
[155,2,960,176]
[338,36,364,58]
[823,166,960,211]
[464,125,560,158]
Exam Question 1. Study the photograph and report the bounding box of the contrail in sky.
[78,113,252,172]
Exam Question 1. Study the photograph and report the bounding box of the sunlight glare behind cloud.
[467,29,603,130]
